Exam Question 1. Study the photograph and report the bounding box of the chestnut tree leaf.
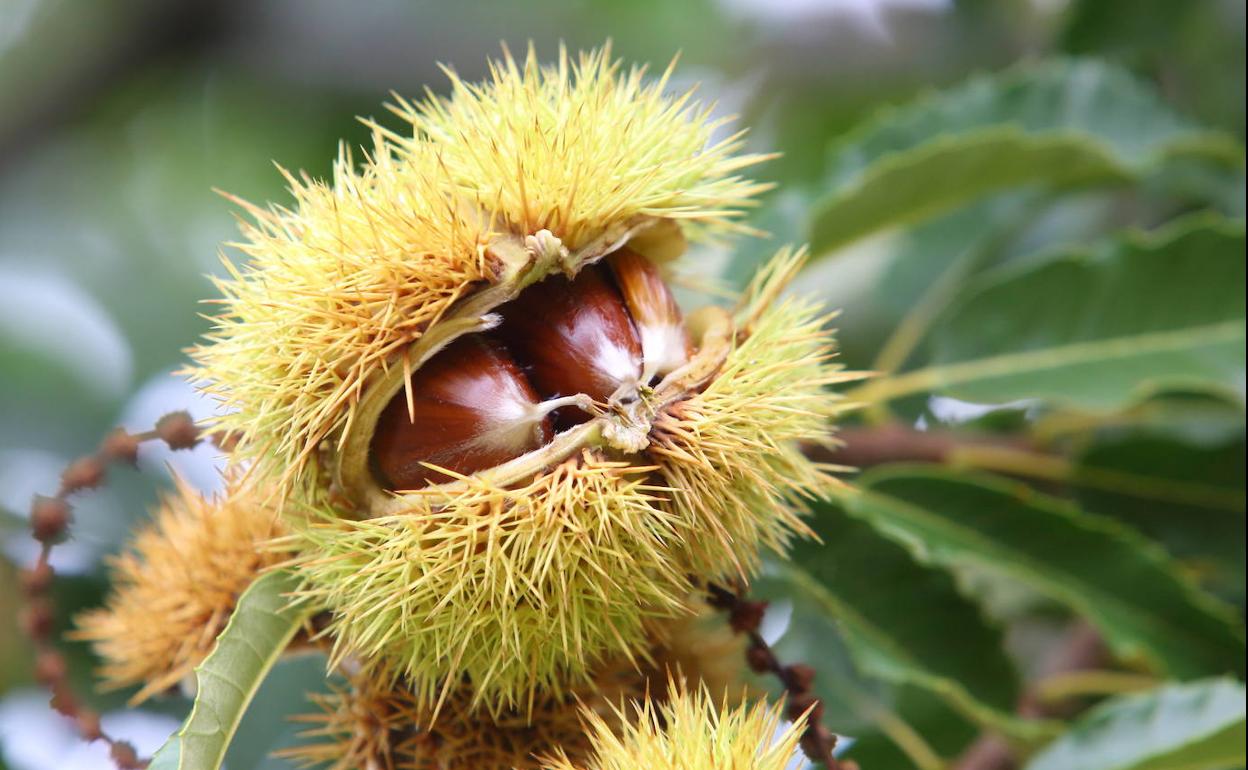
[754,570,980,770]
[769,504,1054,744]
[855,217,1246,410]
[807,59,1243,256]
[839,467,1246,680]
[147,569,311,770]
[1026,678,1247,770]
[1076,428,1246,603]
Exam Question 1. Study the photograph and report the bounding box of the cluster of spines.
[539,682,808,770]
[72,475,286,703]
[281,608,746,770]
[284,451,689,714]
[386,44,774,249]
[188,139,490,500]
[650,248,858,579]
[188,44,773,499]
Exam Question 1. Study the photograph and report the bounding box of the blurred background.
[1,1,1243,768]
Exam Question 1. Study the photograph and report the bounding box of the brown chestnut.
[608,247,690,382]
[494,264,643,427]
[370,336,553,489]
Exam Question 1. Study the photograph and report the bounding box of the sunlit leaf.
[855,217,1246,409]
[1026,678,1247,770]
[148,570,311,770]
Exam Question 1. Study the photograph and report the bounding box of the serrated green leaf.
[839,466,1246,680]
[808,59,1243,256]
[148,570,311,770]
[1077,429,1246,603]
[856,218,1246,409]
[773,504,1054,743]
[1026,678,1247,770]
[754,571,978,770]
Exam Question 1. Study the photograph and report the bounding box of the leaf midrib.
[853,319,1245,404]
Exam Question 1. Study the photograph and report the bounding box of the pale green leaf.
[1027,678,1247,770]
[148,570,311,770]
[856,218,1246,409]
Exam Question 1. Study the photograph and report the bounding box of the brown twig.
[20,411,205,770]
[807,425,1038,470]
[706,581,858,770]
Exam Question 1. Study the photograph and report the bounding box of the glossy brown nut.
[608,246,690,381]
[494,264,643,427]
[370,336,553,489]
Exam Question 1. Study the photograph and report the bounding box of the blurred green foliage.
[1,1,1244,768]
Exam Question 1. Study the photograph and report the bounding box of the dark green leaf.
[775,504,1048,741]
[1059,0,1246,135]
[808,59,1242,255]
[1077,429,1245,603]
[841,467,1246,679]
[755,571,979,770]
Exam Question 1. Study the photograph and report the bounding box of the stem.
[809,425,1036,470]
[705,581,859,770]
[20,412,206,770]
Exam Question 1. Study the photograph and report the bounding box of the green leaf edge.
[821,58,1244,182]
[809,124,1241,257]
[836,466,1246,679]
[147,569,311,770]
[776,561,1060,744]
[853,215,1248,409]
[806,55,1244,258]
[1025,678,1248,770]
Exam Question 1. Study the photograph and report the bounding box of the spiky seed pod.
[186,44,771,498]
[647,250,860,579]
[540,683,809,770]
[285,450,687,712]
[282,610,746,770]
[280,246,851,711]
[188,44,853,711]
[71,477,285,704]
